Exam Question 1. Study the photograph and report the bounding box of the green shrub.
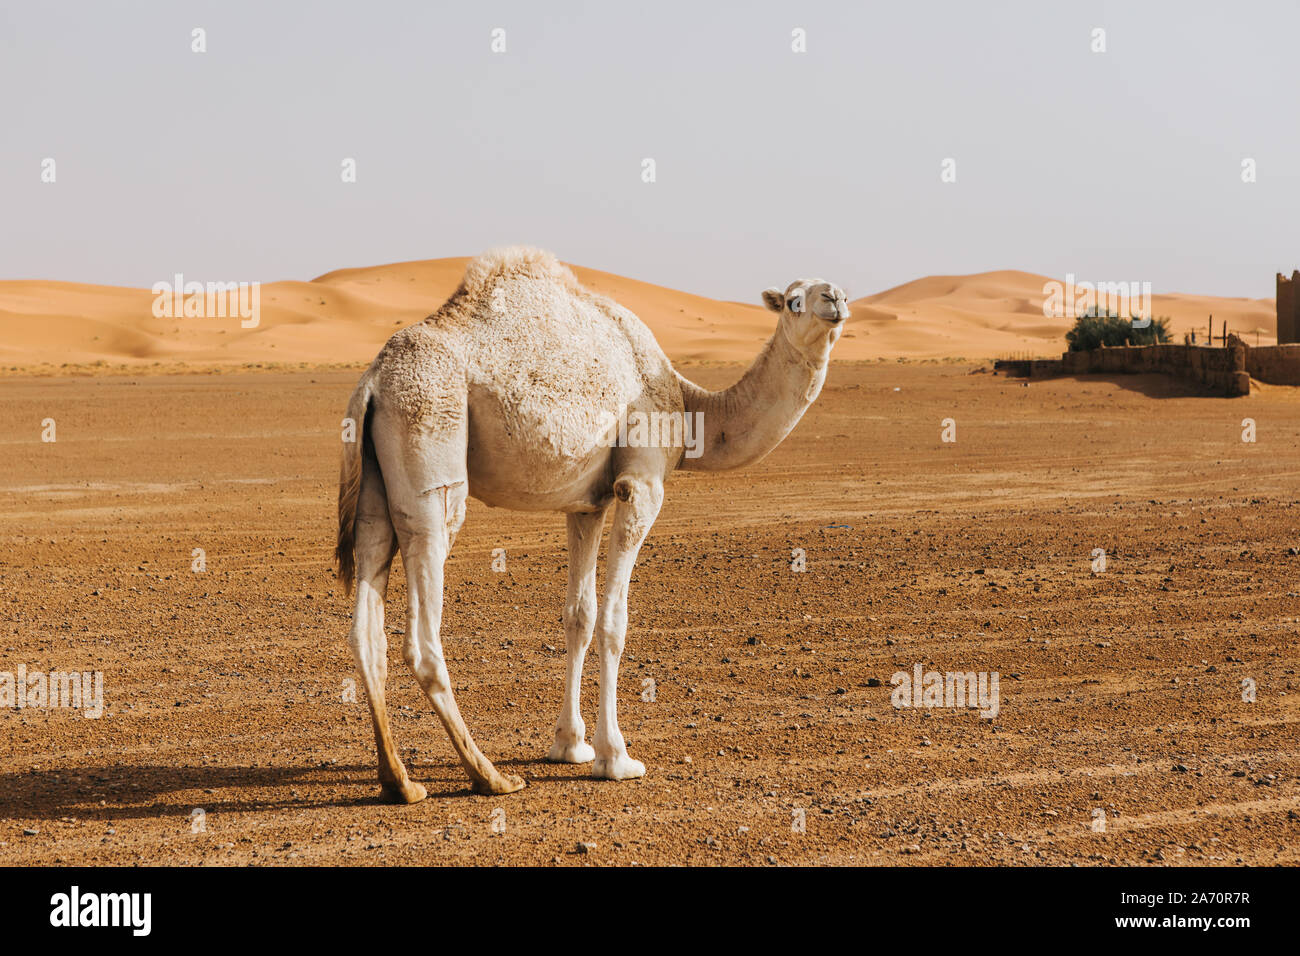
[1065,308,1171,351]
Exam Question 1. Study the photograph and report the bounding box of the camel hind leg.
[373,409,525,796]
[347,449,426,804]
[397,480,524,794]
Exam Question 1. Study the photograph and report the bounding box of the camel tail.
[336,369,377,598]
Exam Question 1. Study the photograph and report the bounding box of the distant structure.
[1278,270,1300,344]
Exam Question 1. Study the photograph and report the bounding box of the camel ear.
[761,288,785,313]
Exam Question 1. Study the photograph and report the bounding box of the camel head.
[762,279,849,362]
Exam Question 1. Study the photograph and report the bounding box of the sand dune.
[852,270,1277,358]
[0,259,1278,368]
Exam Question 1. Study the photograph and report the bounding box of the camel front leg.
[547,509,606,763]
[592,475,662,780]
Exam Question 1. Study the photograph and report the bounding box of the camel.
[336,247,847,801]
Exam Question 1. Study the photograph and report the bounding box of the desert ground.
[2,360,1298,866]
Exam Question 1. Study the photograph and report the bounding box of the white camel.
[336,247,847,800]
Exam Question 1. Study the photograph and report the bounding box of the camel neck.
[674,322,827,473]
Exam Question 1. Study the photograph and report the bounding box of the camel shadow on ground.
[0,757,588,823]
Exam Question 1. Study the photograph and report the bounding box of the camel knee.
[594,612,627,658]
[564,590,596,640]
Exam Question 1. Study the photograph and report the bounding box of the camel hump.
[460,246,581,298]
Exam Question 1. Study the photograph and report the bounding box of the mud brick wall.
[1241,342,1300,386]
[1060,342,1249,396]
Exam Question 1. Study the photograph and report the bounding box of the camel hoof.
[546,740,595,764]
[592,755,646,781]
[379,780,428,804]
[472,773,526,795]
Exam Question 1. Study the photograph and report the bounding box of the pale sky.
[2,0,1296,301]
